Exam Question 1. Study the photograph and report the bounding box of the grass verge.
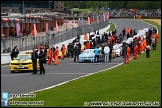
[9,20,161,107]
[107,23,115,32]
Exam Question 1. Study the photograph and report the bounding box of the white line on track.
[8,61,124,100]
[1,73,89,77]
[1,65,10,67]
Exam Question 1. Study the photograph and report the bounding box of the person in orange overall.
[109,35,113,45]
[46,48,49,63]
[139,41,143,54]
[84,33,88,40]
[47,48,53,65]
[133,42,139,59]
[140,39,144,52]
[126,45,130,64]
[153,33,158,43]
[143,38,147,51]
[86,41,91,49]
[61,44,66,60]
[54,46,59,65]
[126,28,130,35]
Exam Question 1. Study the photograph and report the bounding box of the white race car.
[137,30,146,38]
[113,44,122,57]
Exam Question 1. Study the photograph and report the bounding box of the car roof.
[18,54,31,56]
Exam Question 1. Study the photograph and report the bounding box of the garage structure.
[1,13,64,38]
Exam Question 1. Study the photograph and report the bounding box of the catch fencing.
[1,17,109,53]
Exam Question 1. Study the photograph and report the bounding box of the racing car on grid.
[10,51,40,73]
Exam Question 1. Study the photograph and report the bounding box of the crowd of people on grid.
[10,25,158,74]
[121,26,158,63]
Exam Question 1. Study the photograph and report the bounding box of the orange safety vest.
[84,35,88,40]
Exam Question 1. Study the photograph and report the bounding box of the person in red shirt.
[86,41,91,49]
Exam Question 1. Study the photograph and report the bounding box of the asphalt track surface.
[1,19,152,95]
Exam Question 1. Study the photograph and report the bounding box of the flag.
[97,16,99,23]
[16,22,20,37]
[72,18,76,28]
[46,22,49,35]
[88,17,90,25]
[82,18,84,26]
[66,19,68,30]
[106,13,108,20]
[100,15,102,22]
[33,23,38,36]
[107,12,109,19]
[56,21,59,33]
[103,14,105,21]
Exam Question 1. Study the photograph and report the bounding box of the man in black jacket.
[10,46,19,60]
[74,45,80,62]
[38,47,46,75]
[109,44,113,62]
[31,48,38,74]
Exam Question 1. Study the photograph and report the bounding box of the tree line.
[64,1,161,10]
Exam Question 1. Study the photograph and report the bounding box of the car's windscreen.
[16,55,31,60]
[83,50,94,53]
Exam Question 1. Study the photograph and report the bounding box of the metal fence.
[1,19,109,53]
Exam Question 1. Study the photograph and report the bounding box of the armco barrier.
[1,24,110,65]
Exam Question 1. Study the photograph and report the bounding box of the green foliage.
[107,23,115,32]
[65,1,161,9]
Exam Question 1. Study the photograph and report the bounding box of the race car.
[79,48,115,63]
[79,49,95,63]
[113,44,122,57]
[10,53,40,73]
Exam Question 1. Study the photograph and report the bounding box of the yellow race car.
[10,53,40,73]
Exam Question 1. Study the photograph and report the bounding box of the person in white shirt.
[104,44,110,62]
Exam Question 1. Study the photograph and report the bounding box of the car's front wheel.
[10,71,15,73]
